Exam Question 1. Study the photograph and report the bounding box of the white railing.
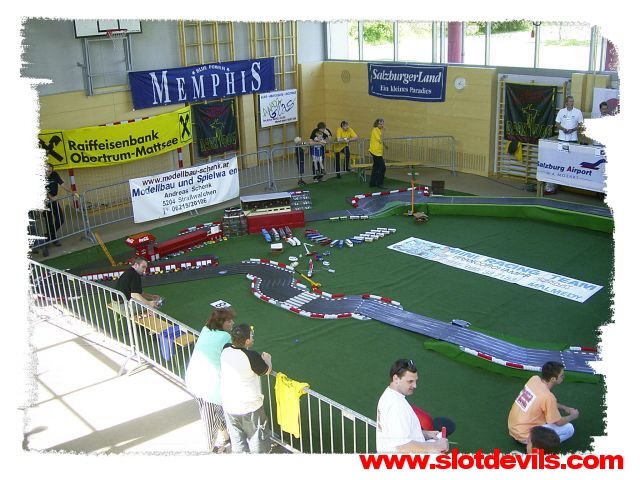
[28,260,378,453]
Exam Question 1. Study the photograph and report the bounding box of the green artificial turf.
[40,176,612,453]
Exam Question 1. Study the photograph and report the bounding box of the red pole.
[447,22,463,63]
[68,168,79,209]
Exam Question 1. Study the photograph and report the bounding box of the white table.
[537,139,607,193]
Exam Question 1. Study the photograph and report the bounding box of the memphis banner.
[38,107,193,170]
[129,58,276,110]
[388,237,602,303]
[368,64,447,102]
[129,158,240,223]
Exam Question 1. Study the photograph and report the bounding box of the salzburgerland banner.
[368,64,447,102]
[259,88,298,127]
[388,237,602,303]
[128,58,276,110]
[193,100,239,158]
[38,107,192,170]
[504,83,557,144]
[129,158,239,223]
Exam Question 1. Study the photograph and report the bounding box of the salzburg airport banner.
[128,58,276,110]
[259,89,298,127]
[536,140,607,193]
[129,158,239,223]
[38,107,193,170]
[368,63,447,102]
[388,237,602,303]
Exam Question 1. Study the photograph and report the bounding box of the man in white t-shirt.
[546,95,585,194]
[220,324,272,453]
[555,96,583,142]
[376,359,449,453]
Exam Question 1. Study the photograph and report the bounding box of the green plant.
[349,21,394,45]
[472,20,533,34]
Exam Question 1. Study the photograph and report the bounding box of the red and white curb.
[243,260,371,320]
[460,347,542,372]
[351,186,430,207]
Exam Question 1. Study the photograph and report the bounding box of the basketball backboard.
[73,20,142,38]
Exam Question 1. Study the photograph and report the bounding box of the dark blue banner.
[129,58,276,110]
[368,64,447,102]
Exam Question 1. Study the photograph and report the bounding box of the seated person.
[114,257,163,309]
[528,425,561,454]
[508,361,579,444]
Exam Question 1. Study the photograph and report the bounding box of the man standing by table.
[556,96,583,142]
[545,96,584,194]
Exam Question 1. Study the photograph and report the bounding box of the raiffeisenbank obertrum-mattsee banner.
[38,106,193,170]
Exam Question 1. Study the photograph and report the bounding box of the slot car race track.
[56,188,607,377]
[305,190,612,222]
[118,259,598,375]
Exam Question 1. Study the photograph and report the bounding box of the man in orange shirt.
[507,361,579,444]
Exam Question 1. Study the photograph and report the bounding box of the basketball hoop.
[105,28,128,52]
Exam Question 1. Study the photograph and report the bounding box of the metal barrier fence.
[270,142,366,188]
[29,261,134,353]
[29,193,92,250]
[30,136,455,251]
[264,373,377,453]
[82,180,134,235]
[352,136,456,173]
[194,150,274,192]
[79,150,275,242]
[28,260,378,453]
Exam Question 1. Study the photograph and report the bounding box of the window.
[328,21,359,60]
[538,22,591,71]
[489,20,535,67]
[463,22,486,65]
[326,19,603,72]
[398,22,432,63]
[362,21,394,61]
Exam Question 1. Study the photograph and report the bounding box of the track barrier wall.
[28,260,378,453]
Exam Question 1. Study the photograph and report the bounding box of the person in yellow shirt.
[368,118,387,188]
[334,120,358,178]
[507,361,579,444]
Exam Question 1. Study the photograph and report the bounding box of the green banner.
[504,83,557,144]
[193,101,239,157]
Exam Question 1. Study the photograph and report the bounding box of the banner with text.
[368,64,447,102]
[129,158,240,223]
[504,83,557,144]
[193,101,239,158]
[129,58,276,110]
[388,237,602,303]
[537,139,606,192]
[259,88,298,127]
[38,107,193,170]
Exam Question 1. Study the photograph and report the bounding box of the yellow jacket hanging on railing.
[275,372,310,438]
